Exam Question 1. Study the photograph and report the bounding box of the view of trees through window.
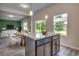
[53,13,68,36]
[35,20,46,33]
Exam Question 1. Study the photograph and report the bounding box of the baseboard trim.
[60,43,79,51]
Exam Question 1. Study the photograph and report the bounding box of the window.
[53,13,68,36]
[23,22,28,31]
[35,20,46,33]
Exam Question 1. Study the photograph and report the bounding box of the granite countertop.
[22,32,59,41]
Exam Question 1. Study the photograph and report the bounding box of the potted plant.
[42,30,47,35]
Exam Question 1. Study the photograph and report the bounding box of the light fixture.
[62,13,68,17]
[29,3,33,16]
[8,15,14,17]
[20,4,29,8]
[29,10,33,16]
[45,15,48,19]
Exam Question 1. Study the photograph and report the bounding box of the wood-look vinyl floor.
[0,37,25,56]
[0,46,25,56]
[57,45,79,56]
[0,45,79,56]
[0,37,79,56]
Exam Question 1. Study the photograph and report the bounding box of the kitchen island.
[23,32,60,56]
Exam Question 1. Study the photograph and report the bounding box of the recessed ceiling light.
[62,13,68,17]
[8,15,14,17]
[20,4,29,8]
[45,15,48,19]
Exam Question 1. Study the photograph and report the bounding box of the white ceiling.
[0,3,52,21]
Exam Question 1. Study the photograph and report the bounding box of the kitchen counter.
[23,32,58,40]
[23,32,60,56]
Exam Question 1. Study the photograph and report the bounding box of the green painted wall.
[0,19,21,32]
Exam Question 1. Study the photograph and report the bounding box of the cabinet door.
[52,39,60,55]
[57,39,60,52]
[37,45,43,56]
[52,40,57,55]
[37,43,51,56]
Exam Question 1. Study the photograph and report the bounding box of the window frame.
[53,13,68,36]
[35,20,46,33]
